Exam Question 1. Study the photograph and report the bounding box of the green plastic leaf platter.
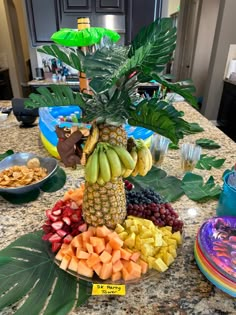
[0,231,91,315]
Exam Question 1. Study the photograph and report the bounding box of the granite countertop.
[0,100,236,315]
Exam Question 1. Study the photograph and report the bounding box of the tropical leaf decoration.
[195,138,221,149]
[25,17,201,144]
[0,150,14,162]
[0,231,91,315]
[181,173,221,202]
[196,154,226,170]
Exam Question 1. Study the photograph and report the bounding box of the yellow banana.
[99,146,111,183]
[131,162,139,176]
[146,146,153,171]
[137,147,150,176]
[124,149,138,178]
[85,147,99,183]
[105,146,122,178]
[83,123,99,155]
[97,173,105,186]
[112,145,135,170]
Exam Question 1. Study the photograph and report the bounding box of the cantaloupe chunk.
[112,249,121,263]
[86,253,101,268]
[109,237,123,250]
[105,242,112,254]
[138,259,148,274]
[99,262,113,280]
[60,254,71,270]
[90,237,106,254]
[87,226,96,235]
[111,271,122,282]
[122,266,134,281]
[55,249,64,261]
[126,261,141,278]
[99,250,112,263]
[76,249,90,260]
[96,225,112,238]
[77,260,94,278]
[71,234,83,249]
[60,244,75,256]
[93,262,102,276]
[86,242,94,254]
[112,259,123,273]
[106,231,120,241]
[82,230,94,243]
[68,256,79,272]
[130,251,141,262]
[120,248,132,260]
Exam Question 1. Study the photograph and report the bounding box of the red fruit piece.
[51,242,62,253]
[71,213,80,222]
[63,207,73,217]
[62,217,71,225]
[42,232,54,241]
[51,221,64,230]
[42,224,52,234]
[49,233,62,243]
[52,209,62,216]
[78,223,88,232]
[52,200,65,211]
[63,234,73,244]
[46,209,52,218]
[49,214,59,222]
[57,229,67,238]
[70,201,78,209]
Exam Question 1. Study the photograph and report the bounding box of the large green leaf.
[181,173,221,202]
[128,166,184,202]
[0,231,91,315]
[24,86,86,110]
[127,99,198,144]
[37,45,84,72]
[196,154,226,170]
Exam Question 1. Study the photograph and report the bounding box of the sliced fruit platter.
[42,179,184,283]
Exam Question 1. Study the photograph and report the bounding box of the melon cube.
[93,262,102,276]
[112,259,123,273]
[112,249,121,263]
[86,253,101,268]
[77,260,94,278]
[111,271,122,282]
[76,249,90,260]
[99,250,112,263]
[96,225,112,238]
[60,254,71,270]
[99,262,113,280]
[68,256,79,272]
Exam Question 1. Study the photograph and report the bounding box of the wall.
[0,0,21,96]
[168,0,180,16]
[191,0,220,99]
[202,0,236,120]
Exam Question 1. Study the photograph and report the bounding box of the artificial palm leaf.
[38,45,84,72]
[127,99,196,143]
[0,231,91,315]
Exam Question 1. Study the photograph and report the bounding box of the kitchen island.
[0,100,236,315]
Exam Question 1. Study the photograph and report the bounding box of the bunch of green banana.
[85,142,137,184]
[131,139,152,176]
[81,122,99,166]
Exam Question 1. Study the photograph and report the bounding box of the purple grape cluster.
[125,187,183,233]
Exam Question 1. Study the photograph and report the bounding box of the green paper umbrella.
[51,27,120,47]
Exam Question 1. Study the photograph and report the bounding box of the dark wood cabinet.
[62,0,92,13]
[25,0,60,46]
[95,0,124,13]
[0,68,13,100]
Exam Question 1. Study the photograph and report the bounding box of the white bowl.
[0,113,8,122]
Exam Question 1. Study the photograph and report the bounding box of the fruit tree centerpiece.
[25,18,198,229]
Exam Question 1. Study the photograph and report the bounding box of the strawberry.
[42,232,54,241]
[49,214,59,222]
[78,223,87,232]
[48,233,62,243]
[63,234,73,244]
[52,209,62,216]
[56,229,67,238]
[46,209,52,218]
[62,216,71,225]
[51,221,64,230]
[51,242,61,253]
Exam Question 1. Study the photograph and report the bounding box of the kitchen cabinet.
[25,0,60,46]
[61,0,92,13]
[0,68,13,100]
[95,0,124,13]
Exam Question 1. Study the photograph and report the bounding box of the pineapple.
[25,18,198,228]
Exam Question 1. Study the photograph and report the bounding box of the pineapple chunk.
[141,244,155,257]
[139,230,153,239]
[115,224,125,233]
[163,252,175,266]
[171,231,182,245]
[154,233,163,246]
[168,247,177,258]
[152,258,168,272]
[147,256,156,268]
[124,232,136,248]
[118,231,128,240]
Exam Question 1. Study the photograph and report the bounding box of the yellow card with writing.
[92,284,126,295]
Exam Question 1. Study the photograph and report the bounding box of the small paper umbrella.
[51,27,120,47]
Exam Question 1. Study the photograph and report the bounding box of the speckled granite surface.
[0,100,236,315]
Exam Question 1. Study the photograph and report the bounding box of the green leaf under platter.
[181,173,221,202]
[0,231,91,315]
[128,166,184,202]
